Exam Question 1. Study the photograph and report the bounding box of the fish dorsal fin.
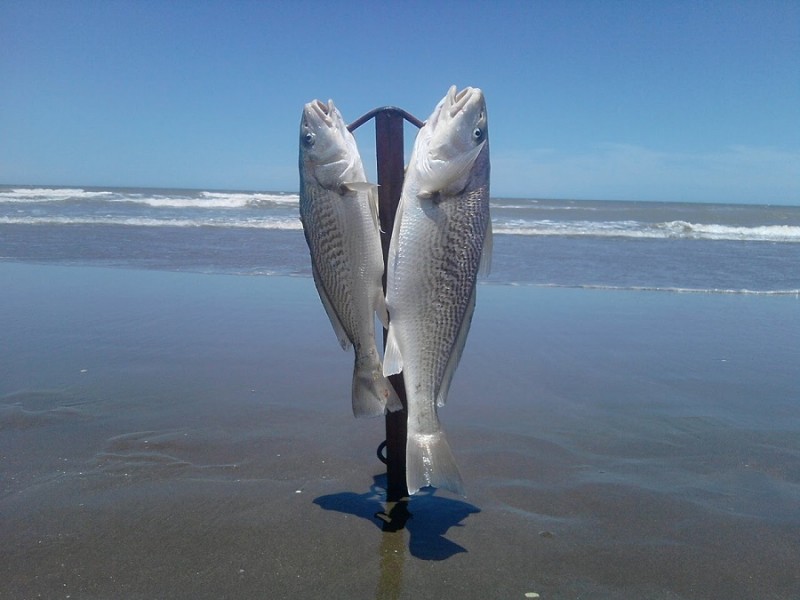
[311,265,351,351]
[479,218,493,277]
[435,286,476,407]
[382,325,403,376]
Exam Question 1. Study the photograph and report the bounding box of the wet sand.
[1,262,798,599]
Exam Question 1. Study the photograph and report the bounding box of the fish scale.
[407,193,485,387]
[302,186,359,339]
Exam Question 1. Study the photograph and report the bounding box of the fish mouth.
[448,86,482,117]
[306,99,335,127]
[422,85,487,166]
[425,86,477,133]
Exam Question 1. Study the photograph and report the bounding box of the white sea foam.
[0,187,300,208]
[494,219,800,242]
[0,188,115,201]
[200,191,299,206]
[658,221,800,242]
[133,191,299,209]
[0,215,303,230]
[494,219,650,238]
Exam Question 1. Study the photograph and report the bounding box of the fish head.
[299,99,362,190]
[415,86,488,197]
[430,86,488,157]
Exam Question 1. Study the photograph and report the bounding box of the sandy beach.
[1,262,798,599]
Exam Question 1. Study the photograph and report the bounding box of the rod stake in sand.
[348,107,423,503]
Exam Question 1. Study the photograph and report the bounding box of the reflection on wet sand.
[314,475,481,596]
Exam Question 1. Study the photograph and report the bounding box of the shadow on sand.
[313,474,480,561]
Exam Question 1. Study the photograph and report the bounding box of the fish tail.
[406,431,465,496]
[352,357,403,418]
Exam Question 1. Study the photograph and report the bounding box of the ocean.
[1,184,798,295]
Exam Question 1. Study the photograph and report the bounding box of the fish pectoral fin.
[479,218,493,277]
[312,266,351,351]
[449,140,486,182]
[341,181,378,193]
[367,184,381,232]
[382,326,403,376]
[341,181,382,231]
[419,141,486,198]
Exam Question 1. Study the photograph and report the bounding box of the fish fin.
[342,181,378,193]
[479,218,493,277]
[419,141,485,197]
[445,141,486,193]
[374,286,390,330]
[435,287,476,407]
[343,181,381,232]
[352,355,403,417]
[386,194,404,278]
[367,184,380,229]
[382,326,403,376]
[311,265,351,350]
[406,431,465,496]
[384,382,404,412]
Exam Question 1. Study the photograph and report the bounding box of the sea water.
[1,185,798,294]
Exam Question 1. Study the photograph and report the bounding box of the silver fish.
[299,99,402,418]
[384,86,492,495]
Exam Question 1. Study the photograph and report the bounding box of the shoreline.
[3,257,799,297]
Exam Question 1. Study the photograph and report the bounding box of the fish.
[383,85,492,495]
[299,99,403,418]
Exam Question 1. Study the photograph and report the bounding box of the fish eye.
[303,132,315,147]
[473,127,483,140]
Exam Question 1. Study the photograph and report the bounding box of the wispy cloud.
[492,144,800,204]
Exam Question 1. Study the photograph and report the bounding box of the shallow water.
[1,263,798,598]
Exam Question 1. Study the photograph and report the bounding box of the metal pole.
[349,107,423,503]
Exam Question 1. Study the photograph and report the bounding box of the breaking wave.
[494,219,800,243]
[3,187,797,243]
[0,188,115,201]
[0,187,299,209]
[657,221,800,242]
[0,215,303,230]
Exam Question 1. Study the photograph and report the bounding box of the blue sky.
[1,0,798,204]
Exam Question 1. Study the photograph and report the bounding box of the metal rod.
[374,109,409,502]
[348,107,423,502]
[348,106,424,133]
